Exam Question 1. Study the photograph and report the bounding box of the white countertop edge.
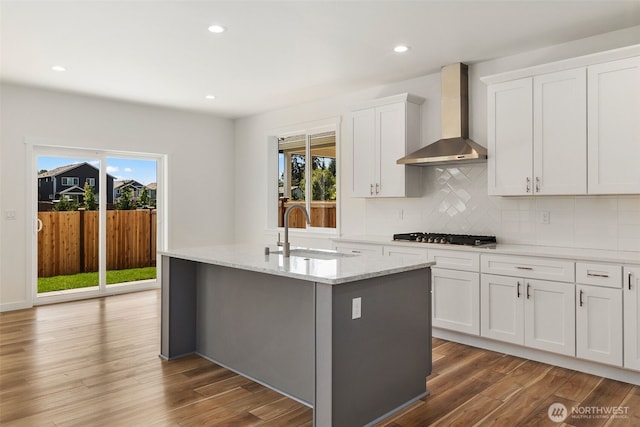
[160,246,434,285]
[333,235,640,265]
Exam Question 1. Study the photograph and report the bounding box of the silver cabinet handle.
[526,177,531,193]
[370,184,374,195]
[630,272,633,290]
[517,281,521,298]
[579,289,584,307]
[587,272,609,278]
[351,250,361,254]
[535,176,540,193]
[526,283,531,299]
[375,183,380,194]
[516,266,533,271]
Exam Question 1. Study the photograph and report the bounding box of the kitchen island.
[160,244,434,427]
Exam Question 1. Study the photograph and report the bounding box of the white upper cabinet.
[487,78,533,195]
[351,94,423,198]
[534,68,587,195]
[484,47,640,196]
[487,68,587,196]
[587,56,640,194]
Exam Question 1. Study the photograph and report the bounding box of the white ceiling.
[2,1,639,118]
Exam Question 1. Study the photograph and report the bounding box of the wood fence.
[38,210,156,277]
[279,200,336,229]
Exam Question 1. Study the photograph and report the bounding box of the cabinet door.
[487,78,533,195]
[432,268,480,335]
[481,274,524,345]
[588,56,640,194]
[576,284,623,366]
[533,68,587,195]
[351,108,376,197]
[376,102,406,197]
[524,280,575,356]
[624,266,640,371]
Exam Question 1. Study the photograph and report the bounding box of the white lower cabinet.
[624,266,640,371]
[576,284,623,366]
[481,274,575,356]
[432,268,480,335]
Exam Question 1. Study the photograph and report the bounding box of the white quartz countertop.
[160,244,434,285]
[334,235,640,265]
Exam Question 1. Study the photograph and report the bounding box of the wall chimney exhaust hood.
[397,63,487,166]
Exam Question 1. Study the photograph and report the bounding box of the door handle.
[36,218,43,233]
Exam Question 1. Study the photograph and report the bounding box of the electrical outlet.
[540,211,550,224]
[352,297,362,320]
[5,210,16,220]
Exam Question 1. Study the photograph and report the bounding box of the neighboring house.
[113,179,145,202]
[38,162,115,204]
[145,182,157,206]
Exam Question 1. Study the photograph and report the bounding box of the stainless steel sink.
[270,248,358,260]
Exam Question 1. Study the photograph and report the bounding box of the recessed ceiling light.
[393,45,410,53]
[208,25,225,34]
[51,65,66,72]
[205,94,216,100]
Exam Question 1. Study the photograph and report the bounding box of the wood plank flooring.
[1,290,638,426]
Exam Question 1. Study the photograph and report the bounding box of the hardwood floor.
[1,289,638,426]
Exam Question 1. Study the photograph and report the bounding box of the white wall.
[0,83,235,310]
[234,26,640,252]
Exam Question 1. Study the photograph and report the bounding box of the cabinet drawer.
[428,249,480,272]
[383,245,428,260]
[333,243,382,256]
[481,254,574,282]
[576,262,622,288]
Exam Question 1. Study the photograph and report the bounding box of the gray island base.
[160,246,432,426]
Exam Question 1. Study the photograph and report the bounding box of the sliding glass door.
[32,146,162,303]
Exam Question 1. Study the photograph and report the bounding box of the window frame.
[61,177,79,186]
[267,117,341,235]
[85,177,95,187]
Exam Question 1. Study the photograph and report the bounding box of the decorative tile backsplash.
[364,163,640,252]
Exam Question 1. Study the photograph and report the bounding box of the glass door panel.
[106,157,157,286]
[36,155,101,294]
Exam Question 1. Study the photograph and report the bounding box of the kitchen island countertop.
[160,244,434,285]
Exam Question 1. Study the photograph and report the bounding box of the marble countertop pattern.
[160,244,434,285]
[334,235,640,265]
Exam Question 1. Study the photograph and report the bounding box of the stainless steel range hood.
[397,63,487,166]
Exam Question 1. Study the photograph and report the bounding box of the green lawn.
[38,267,157,293]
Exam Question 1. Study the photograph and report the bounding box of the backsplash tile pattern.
[364,163,640,252]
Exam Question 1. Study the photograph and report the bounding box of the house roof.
[145,182,157,190]
[114,179,144,190]
[38,162,116,180]
[59,185,85,195]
